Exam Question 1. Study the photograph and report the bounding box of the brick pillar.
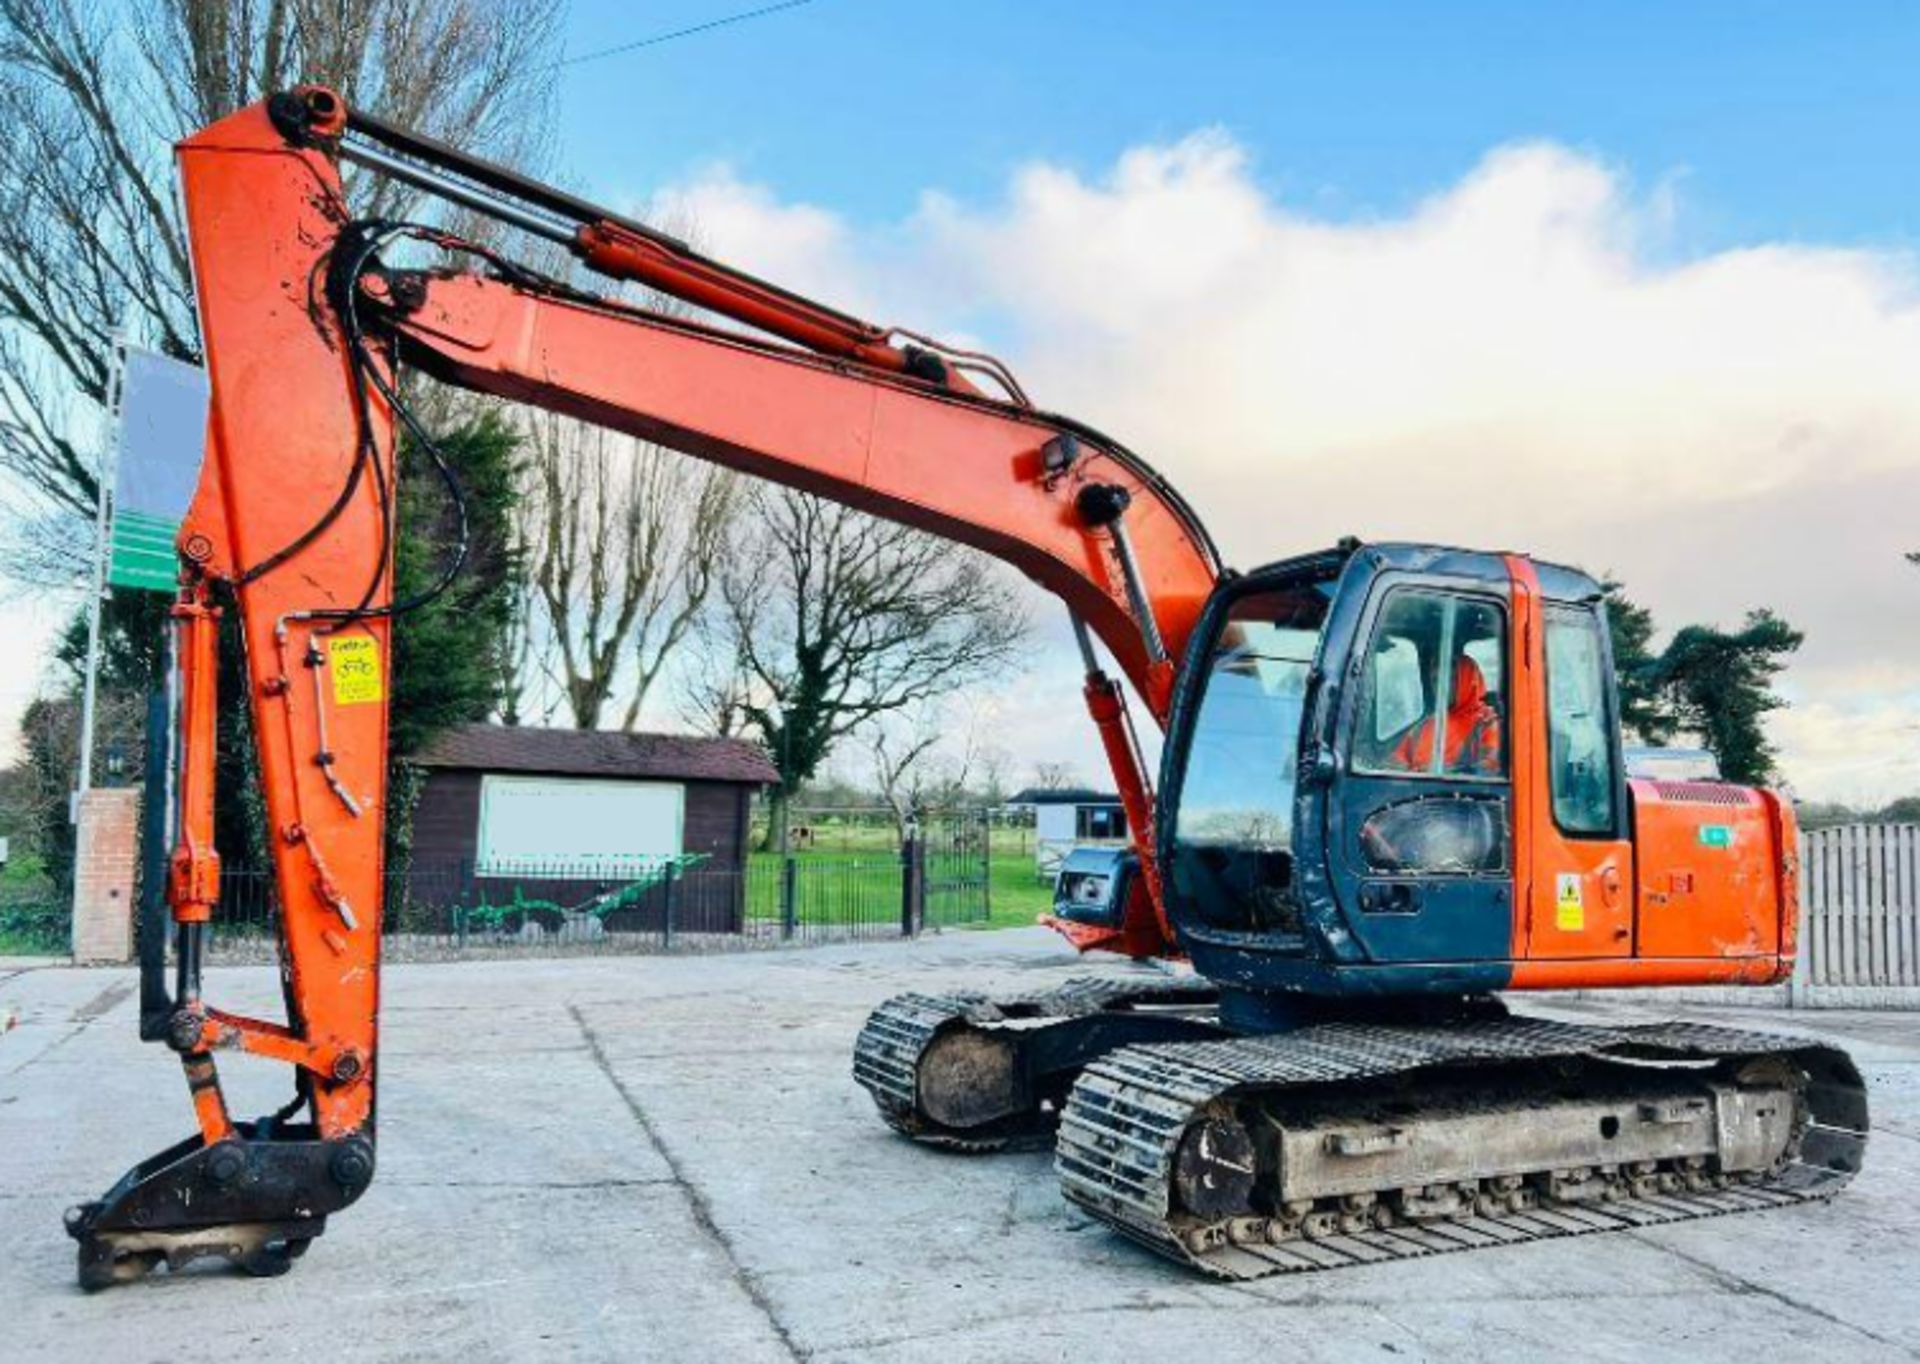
[72,788,141,964]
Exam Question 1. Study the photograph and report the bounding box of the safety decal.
[1697,824,1734,849]
[1555,873,1584,932]
[328,634,383,706]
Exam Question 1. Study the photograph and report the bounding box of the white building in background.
[1002,788,1130,877]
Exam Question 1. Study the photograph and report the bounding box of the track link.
[852,975,1222,1151]
[1057,1017,1868,1278]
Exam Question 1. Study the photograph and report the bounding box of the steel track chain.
[1055,1016,1868,1279]
[852,975,1219,1151]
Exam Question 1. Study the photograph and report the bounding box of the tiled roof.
[1005,787,1120,806]
[413,723,778,785]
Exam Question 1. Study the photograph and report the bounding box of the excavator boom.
[67,86,1214,1284]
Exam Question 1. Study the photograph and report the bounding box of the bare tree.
[868,700,995,834]
[974,735,1013,806]
[517,413,742,730]
[867,708,943,836]
[0,0,561,577]
[496,550,538,726]
[1029,761,1078,792]
[689,487,1031,846]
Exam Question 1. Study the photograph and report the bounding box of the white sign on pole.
[108,347,210,593]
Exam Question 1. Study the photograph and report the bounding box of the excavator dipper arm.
[68,87,1219,1285]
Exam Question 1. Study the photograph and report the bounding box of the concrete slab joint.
[71,788,140,965]
[1,931,1913,1361]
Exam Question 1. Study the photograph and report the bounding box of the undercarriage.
[853,985,1868,1277]
[852,975,1224,1150]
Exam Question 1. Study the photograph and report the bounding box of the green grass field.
[0,851,66,955]
[742,847,1053,931]
[982,853,1055,928]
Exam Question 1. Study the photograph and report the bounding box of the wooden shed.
[400,724,778,937]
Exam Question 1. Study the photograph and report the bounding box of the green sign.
[1697,824,1734,849]
[107,508,179,592]
[107,507,180,591]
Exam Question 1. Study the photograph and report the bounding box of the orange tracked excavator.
[68,88,1866,1288]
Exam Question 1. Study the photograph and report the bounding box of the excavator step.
[1055,1017,1868,1279]
[852,975,1224,1151]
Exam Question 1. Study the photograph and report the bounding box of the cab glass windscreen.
[1173,587,1330,853]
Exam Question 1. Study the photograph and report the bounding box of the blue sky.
[528,2,1920,803]
[555,1,1918,253]
[2,5,1912,802]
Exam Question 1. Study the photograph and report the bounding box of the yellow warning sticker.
[328,635,383,706]
[1555,873,1584,931]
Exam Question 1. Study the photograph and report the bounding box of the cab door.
[1508,559,1634,959]
[1331,579,1516,964]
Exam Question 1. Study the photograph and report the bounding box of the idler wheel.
[1174,1114,1256,1219]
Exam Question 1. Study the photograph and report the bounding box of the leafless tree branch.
[515,411,742,731]
[0,0,561,582]
[690,486,1031,843]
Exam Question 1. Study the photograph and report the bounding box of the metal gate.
[919,808,992,930]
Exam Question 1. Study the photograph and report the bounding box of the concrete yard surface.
[3,929,1917,1363]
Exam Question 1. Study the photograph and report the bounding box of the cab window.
[1545,605,1616,834]
[1172,587,1329,852]
[1354,590,1506,779]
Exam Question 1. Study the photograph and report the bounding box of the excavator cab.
[871,539,1863,1261]
[1152,541,1803,1030]
[1157,543,1532,1017]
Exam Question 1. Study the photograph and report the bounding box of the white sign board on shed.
[476,775,684,875]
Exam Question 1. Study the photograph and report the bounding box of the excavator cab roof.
[1237,541,1604,607]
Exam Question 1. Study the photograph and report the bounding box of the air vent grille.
[1649,781,1753,807]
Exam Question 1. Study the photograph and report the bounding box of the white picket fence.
[1796,823,1920,996]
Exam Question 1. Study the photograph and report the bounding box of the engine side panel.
[1630,779,1788,963]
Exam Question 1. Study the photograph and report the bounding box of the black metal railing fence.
[204,810,993,961]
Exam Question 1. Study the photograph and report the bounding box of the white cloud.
[643,133,1920,806]
[0,588,71,765]
[1771,688,1920,808]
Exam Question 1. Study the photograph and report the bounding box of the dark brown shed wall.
[409,771,750,872]
[408,770,483,869]
[400,771,754,937]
